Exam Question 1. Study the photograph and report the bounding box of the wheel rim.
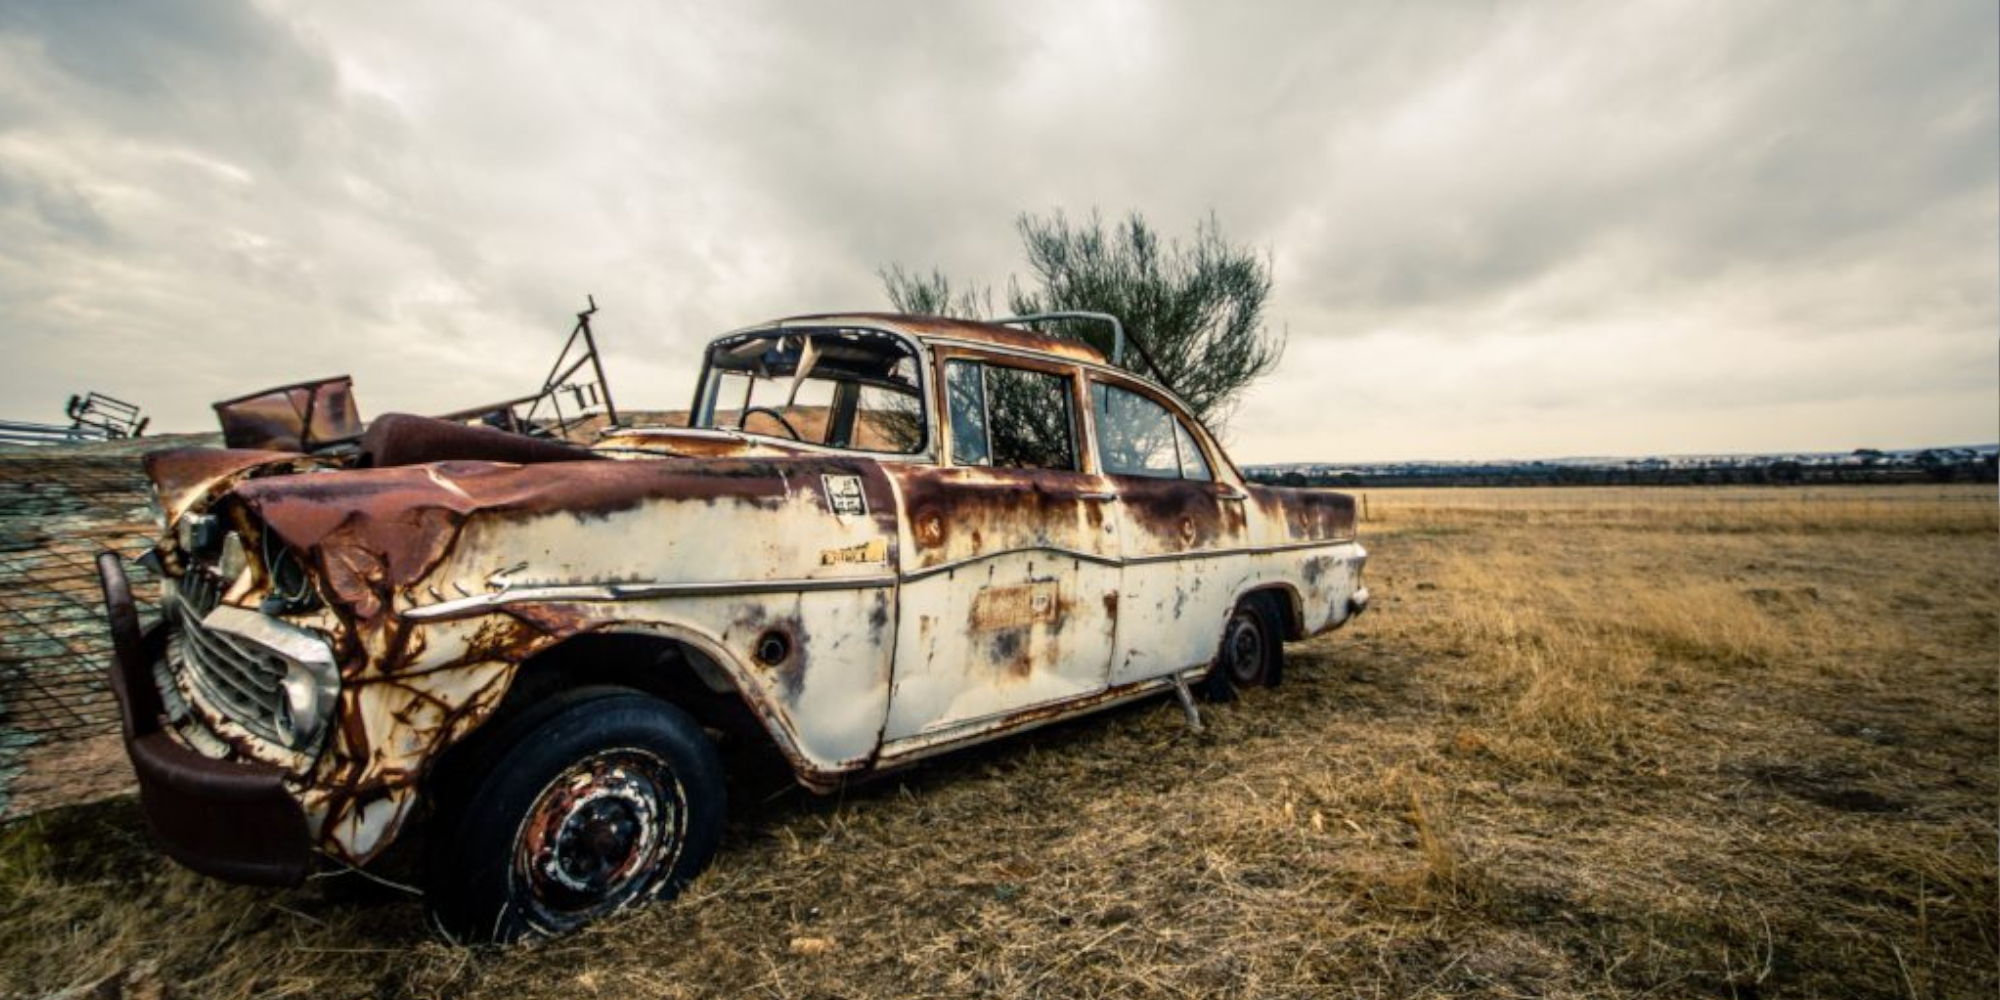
[512,748,686,929]
[1224,612,1265,686]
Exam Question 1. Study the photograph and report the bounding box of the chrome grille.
[167,581,287,743]
[178,565,225,618]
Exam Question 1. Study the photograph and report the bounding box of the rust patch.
[867,590,892,641]
[1113,477,1244,555]
[779,312,1110,364]
[463,614,543,662]
[886,465,1118,569]
[915,510,946,547]
[970,581,1062,631]
[1247,485,1356,543]
[984,628,1033,680]
[143,447,321,526]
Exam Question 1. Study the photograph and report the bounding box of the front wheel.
[423,691,725,942]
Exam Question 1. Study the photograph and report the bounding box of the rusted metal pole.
[579,295,619,428]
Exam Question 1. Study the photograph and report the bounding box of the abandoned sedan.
[97,312,1369,940]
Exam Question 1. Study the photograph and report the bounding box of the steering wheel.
[738,405,803,441]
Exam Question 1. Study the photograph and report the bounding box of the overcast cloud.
[0,0,1992,462]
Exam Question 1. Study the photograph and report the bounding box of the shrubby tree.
[880,210,1284,425]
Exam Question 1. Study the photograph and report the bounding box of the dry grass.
[2,485,1994,999]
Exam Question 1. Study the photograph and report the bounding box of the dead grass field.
[2,485,1994,999]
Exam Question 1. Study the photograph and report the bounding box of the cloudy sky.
[1,1,1992,463]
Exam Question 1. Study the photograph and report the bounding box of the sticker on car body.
[822,474,867,517]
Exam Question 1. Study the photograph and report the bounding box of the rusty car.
[96,311,1369,940]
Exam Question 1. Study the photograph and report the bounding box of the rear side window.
[1173,420,1211,480]
[1091,382,1213,481]
[944,360,1078,471]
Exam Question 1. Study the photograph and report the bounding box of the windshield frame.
[688,324,933,458]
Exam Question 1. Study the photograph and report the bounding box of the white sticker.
[822,474,867,517]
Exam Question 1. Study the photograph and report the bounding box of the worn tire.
[1199,596,1282,701]
[422,690,725,943]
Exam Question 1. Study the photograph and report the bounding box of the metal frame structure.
[435,296,620,438]
[0,392,149,447]
[992,311,1179,397]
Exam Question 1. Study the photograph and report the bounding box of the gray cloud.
[0,0,1991,462]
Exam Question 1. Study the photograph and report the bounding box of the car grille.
[167,569,287,743]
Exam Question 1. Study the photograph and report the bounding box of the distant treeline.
[1250,453,1999,489]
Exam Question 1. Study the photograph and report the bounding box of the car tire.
[422,689,725,943]
[1199,596,1282,700]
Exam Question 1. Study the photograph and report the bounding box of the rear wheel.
[423,690,725,942]
[1200,597,1282,700]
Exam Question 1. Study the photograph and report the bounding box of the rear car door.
[1087,378,1251,685]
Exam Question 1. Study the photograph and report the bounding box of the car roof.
[749,312,1111,366]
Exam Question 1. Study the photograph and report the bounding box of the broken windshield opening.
[694,328,926,454]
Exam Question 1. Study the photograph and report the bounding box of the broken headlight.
[258,532,321,616]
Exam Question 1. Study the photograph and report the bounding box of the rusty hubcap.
[513,749,685,924]
[1224,613,1265,686]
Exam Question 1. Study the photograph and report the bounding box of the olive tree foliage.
[879,210,1284,424]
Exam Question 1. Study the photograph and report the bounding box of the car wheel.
[1200,596,1281,700]
[423,690,725,943]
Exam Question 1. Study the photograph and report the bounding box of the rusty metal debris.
[214,376,363,453]
[92,308,1369,939]
[208,299,618,457]
[0,392,149,448]
[433,296,619,439]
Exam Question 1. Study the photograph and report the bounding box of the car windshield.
[694,327,926,453]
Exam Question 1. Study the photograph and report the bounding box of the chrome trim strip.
[899,536,1361,583]
[402,574,901,621]
[399,539,1360,621]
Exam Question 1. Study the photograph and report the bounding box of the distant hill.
[1246,445,2000,487]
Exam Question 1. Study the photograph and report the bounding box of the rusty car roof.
[751,313,1111,366]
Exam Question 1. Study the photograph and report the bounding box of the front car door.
[879,351,1121,748]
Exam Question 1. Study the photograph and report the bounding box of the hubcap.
[513,749,685,926]
[1225,613,1264,685]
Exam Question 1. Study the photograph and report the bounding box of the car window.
[944,360,990,466]
[694,328,925,454]
[853,383,925,452]
[1174,419,1212,481]
[945,360,1077,471]
[1091,382,1211,481]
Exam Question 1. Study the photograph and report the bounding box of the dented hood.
[225,456,895,621]
[142,446,327,526]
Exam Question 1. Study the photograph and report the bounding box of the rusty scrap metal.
[67,393,148,439]
[436,296,619,438]
[0,392,149,447]
[213,376,364,452]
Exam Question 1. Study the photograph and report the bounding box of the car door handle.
[1078,492,1120,502]
[1217,490,1248,502]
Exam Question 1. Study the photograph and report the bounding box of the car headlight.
[276,660,337,749]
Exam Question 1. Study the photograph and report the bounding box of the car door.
[880,352,1121,743]
[1087,377,1252,685]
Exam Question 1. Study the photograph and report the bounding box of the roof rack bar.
[994,312,1125,367]
[994,311,1181,399]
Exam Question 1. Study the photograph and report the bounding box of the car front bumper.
[96,552,312,886]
